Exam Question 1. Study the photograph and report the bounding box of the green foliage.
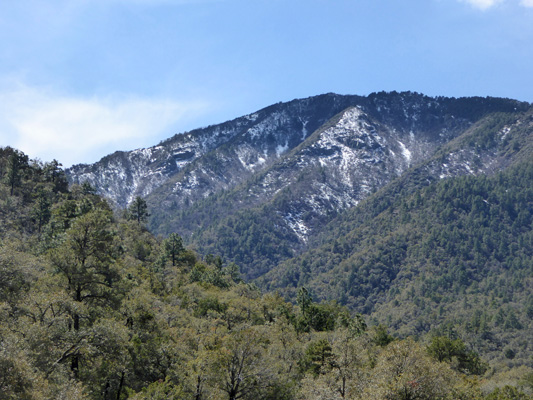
[32,188,52,234]
[295,287,365,333]
[521,372,533,391]
[127,196,150,225]
[485,386,530,400]
[129,379,184,400]
[195,296,228,317]
[372,325,395,347]
[163,233,185,266]
[4,148,29,196]
[0,147,530,399]
[363,339,467,400]
[299,339,334,376]
[427,336,487,375]
[268,158,533,366]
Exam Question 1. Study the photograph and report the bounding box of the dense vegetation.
[144,99,532,286]
[265,158,533,362]
[2,146,532,399]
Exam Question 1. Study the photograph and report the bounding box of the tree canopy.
[0,147,531,399]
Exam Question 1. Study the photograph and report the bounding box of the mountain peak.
[66,93,531,278]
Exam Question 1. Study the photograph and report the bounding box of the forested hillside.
[184,101,533,282]
[2,146,532,399]
[66,92,532,282]
[261,112,533,368]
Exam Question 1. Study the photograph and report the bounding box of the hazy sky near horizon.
[1,0,532,167]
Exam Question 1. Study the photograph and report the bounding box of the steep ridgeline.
[67,92,530,280]
[261,107,533,364]
[67,93,366,207]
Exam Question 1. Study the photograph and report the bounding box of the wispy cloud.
[460,0,503,10]
[0,83,209,167]
[77,0,224,6]
[460,0,533,9]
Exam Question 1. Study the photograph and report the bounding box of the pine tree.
[163,233,184,266]
[49,209,120,378]
[5,149,28,196]
[127,197,150,225]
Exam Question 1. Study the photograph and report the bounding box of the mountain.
[261,108,533,364]
[67,93,366,208]
[28,90,533,376]
[4,147,528,399]
[67,91,531,281]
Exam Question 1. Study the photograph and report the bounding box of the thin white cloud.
[460,0,503,10]
[459,0,533,9]
[76,0,224,6]
[0,83,209,167]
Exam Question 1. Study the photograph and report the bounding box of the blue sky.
[1,0,532,167]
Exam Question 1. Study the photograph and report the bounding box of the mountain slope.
[63,92,533,368]
[67,92,531,281]
[5,145,526,400]
[67,93,365,208]
[260,109,533,363]
[151,94,530,278]
[263,107,533,292]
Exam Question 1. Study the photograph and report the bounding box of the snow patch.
[246,111,286,140]
[299,117,309,140]
[284,212,309,243]
[309,106,387,186]
[236,146,267,171]
[499,125,512,140]
[276,142,289,156]
[245,112,259,121]
[398,141,412,164]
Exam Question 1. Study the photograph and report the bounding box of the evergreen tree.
[49,208,120,378]
[163,233,184,266]
[127,197,150,225]
[5,149,28,196]
[43,160,68,193]
[32,189,51,234]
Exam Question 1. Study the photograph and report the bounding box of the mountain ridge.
[66,91,532,281]
[49,91,533,370]
[67,91,529,208]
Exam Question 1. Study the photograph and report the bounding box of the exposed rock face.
[67,91,531,278]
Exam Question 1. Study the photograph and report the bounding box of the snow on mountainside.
[66,111,264,207]
[66,93,368,207]
[66,91,531,278]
